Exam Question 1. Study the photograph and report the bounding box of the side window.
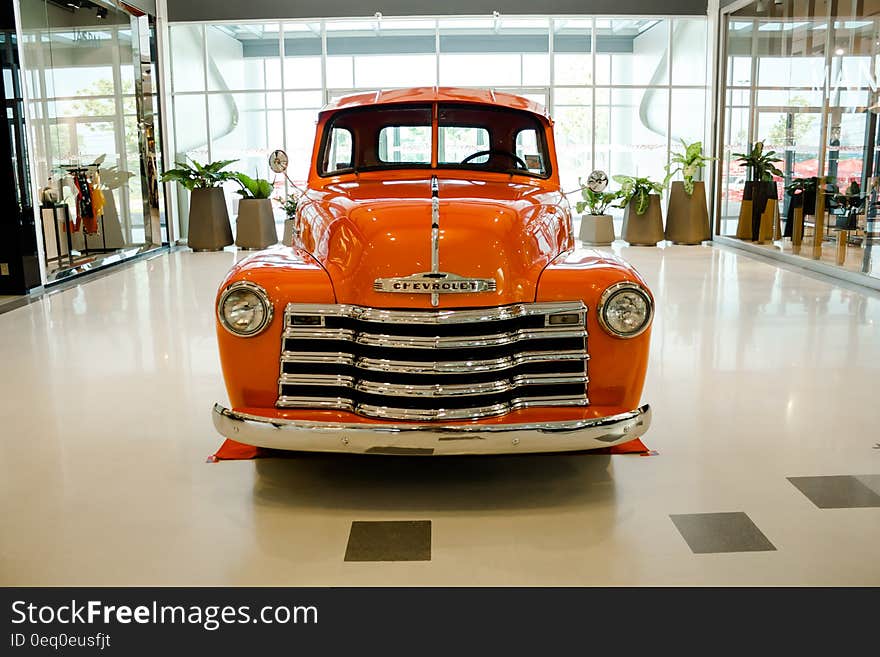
[325,127,353,173]
[515,128,547,174]
[439,126,490,164]
[378,125,431,164]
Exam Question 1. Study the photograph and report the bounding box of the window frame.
[323,125,355,174]
[316,101,553,179]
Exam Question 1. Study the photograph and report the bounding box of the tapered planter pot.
[235,198,277,250]
[665,181,710,244]
[187,187,233,252]
[735,181,778,242]
[282,218,297,246]
[578,213,615,245]
[621,195,664,246]
[784,182,816,255]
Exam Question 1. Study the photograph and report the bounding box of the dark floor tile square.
[344,520,431,562]
[670,512,776,554]
[788,475,880,509]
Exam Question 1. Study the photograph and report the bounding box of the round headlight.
[598,282,653,338]
[218,282,273,337]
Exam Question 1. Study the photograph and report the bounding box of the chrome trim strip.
[212,403,651,455]
[348,351,589,374]
[356,396,590,421]
[281,352,355,366]
[352,328,587,349]
[355,379,511,397]
[284,328,356,341]
[276,396,355,410]
[431,174,440,306]
[280,374,355,387]
[357,402,510,421]
[596,281,654,339]
[280,350,588,372]
[276,393,589,420]
[217,281,274,338]
[283,301,586,325]
[351,374,588,398]
[283,326,586,348]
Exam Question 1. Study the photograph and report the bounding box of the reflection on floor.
[0,244,878,585]
[718,216,879,277]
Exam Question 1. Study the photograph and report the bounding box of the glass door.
[18,0,165,282]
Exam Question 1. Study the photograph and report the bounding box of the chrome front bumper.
[212,403,651,455]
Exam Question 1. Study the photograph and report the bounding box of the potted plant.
[664,140,714,244]
[276,193,300,245]
[575,184,621,245]
[732,141,782,242]
[614,174,666,246]
[233,172,277,250]
[829,188,865,231]
[160,158,237,251]
[784,177,819,253]
[828,181,865,265]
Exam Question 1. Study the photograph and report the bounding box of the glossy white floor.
[1,244,878,586]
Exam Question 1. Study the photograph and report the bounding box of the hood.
[298,177,572,307]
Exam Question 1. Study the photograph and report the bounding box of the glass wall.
[167,15,708,236]
[18,0,164,281]
[718,0,880,281]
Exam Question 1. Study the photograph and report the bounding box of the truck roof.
[320,86,551,121]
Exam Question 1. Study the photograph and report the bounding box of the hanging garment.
[85,173,104,235]
[75,170,96,234]
[67,175,82,233]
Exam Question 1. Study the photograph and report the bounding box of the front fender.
[535,248,652,410]
[216,246,336,409]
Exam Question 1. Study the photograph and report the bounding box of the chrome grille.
[276,302,589,421]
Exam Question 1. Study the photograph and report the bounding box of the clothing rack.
[54,163,110,254]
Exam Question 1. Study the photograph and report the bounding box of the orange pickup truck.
[212,87,652,455]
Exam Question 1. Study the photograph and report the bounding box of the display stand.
[58,164,111,256]
[40,202,74,268]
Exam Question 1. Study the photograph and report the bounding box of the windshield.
[319,103,550,178]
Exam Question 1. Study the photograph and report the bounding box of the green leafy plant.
[829,184,865,230]
[785,177,817,196]
[159,158,238,191]
[664,140,715,195]
[575,183,621,216]
[733,141,783,182]
[233,172,273,199]
[613,175,665,215]
[276,194,299,218]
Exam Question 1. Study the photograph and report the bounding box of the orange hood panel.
[297,177,573,307]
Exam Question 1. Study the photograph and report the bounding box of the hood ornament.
[373,175,496,306]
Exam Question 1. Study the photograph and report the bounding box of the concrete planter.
[282,218,298,246]
[578,213,615,245]
[235,198,277,250]
[621,195,664,246]
[187,187,233,252]
[665,181,710,244]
